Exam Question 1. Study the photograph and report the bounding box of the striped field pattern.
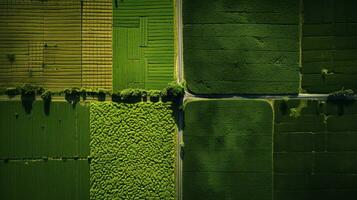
[0,0,112,90]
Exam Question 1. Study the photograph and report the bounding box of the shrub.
[5,87,21,97]
[64,87,81,106]
[148,90,161,102]
[120,89,142,103]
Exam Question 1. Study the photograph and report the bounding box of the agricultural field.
[183,99,273,199]
[112,0,175,90]
[184,0,357,95]
[274,99,357,199]
[183,0,300,94]
[301,0,357,93]
[183,98,357,199]
[0,99,178,199]
[90,102,177,199]
[0,0,112,90]
[0,101,90,199]
[1,0,357,199]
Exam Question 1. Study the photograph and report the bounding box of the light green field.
[112,0,175,90]
[90,102,177,199]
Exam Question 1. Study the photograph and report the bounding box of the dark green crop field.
[183,98,357,199]
[274,99,357,199]
[183,0,300,94]
[0,160,89,200]
[0,101,90,199]
[302,0,357,93]
[183,99,273,199]
[90,102,177,199]
[0,101,90,159]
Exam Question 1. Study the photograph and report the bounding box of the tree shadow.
[21,92,35,114]
[43,98,51,116]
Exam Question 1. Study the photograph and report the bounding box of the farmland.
[183,0,300,94]
[90,102,177,199]
[183,99,273,199]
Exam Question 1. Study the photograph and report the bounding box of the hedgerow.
[1,82,184,104]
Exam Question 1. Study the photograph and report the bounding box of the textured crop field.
[183,0,300,94]
[1,1,357,199]
[183,99,273,199]
[274,99,357,199]
[90,102,177,199]
[0,100,178,199]
[112,0,175,90]
[183,98,357,199]
[301,0,357,93]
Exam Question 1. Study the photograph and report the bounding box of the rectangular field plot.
[112,0,175,90]
[0,101,90,159]
[90,102,177,199]
[183,99,273,199]
[0,160,89,200]
[302,0,357,93]
[183,0,300,94]
[274,99,357,200]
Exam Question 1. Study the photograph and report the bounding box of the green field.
[183,0,300,94]
[1,97,357,199]
[112,0,175,90]
[0,100,178,199]
[90,102,177,199]
[0,101,90,158]
[0,101,90,199]
[274,99,357,199]
[183,99,273,199]
[1,0,357,199]
[302,0,357,93]
[183,98,357,199]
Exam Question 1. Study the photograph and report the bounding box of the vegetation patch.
[90,102,177,199]
[110,82,184,103]
[161,82,185,102]
[1,82,184,104]
[327,89,355,101]
[289,100,308,118]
